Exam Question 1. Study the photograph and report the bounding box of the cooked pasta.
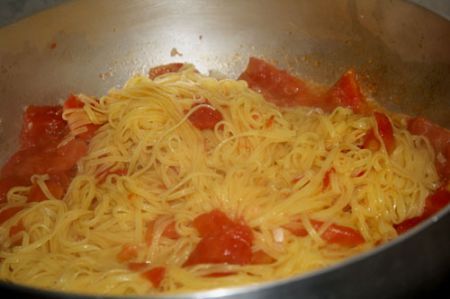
[0,60,446,295]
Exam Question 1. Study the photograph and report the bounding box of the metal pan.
[0,1,449,298]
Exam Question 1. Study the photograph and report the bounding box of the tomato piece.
[0,206,23,225]
[20,105,67,149]
[251,250,275,265]
[361,129,381,152]
[325,69,369,114]
[141,267,166,288]
[408,117,450,179]
[323,168,335,190]
[27,172,71,202]
[394,187,450,234]
[374,112,395,154]
[149,63,184,80]
[63,94,84,109]
[239,57,317,107]
[0,176,29,203]
[285,219,364,247]
[184,210,253,266]
[117,244,138,262]
[188,103,223,130]
[192,209,236,237]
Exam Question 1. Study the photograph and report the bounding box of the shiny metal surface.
[0,0,449,298]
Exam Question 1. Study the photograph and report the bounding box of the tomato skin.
[374,112,395,154]
[284,220,364,247]
[149,63,184,79]
[394,187,450,234]
[408,117,450,179]
[141,267,166,288]
[188,103,223,130]
[20,106,67,149]
[325,69,368,114]
[0,206,24,225]
[239,57,316,107]
[184,210,253,266]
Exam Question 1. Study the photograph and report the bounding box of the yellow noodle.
[0,64,439,295]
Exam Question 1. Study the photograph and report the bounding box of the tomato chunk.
[408,117,450,179]
[27,172,71,202]
[63,94,84,109]
[0,206,23,225]
[149,63,184,80]
[284,219,364,247]
[394,187,450,234]
[239,57,317,107]
[325,69,368,114]
[141,267,166,288]
[322,168,335,190]
[184,210,253,266]
[20,106,67,149]
[188,103,223,130]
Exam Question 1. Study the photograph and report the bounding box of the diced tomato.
[20,106,68,149]
[117,244,139,262]
[374,112,395,154]
[394,187,450,234]
[149,63,184,80]
[184,210,253,266]
[63,94,84,109]
[284,219,364,247]
[324,69,369,114]
[0,176,29,203]
[1,138,88,179]
[251,250,275,265]
[362,129,381,152]
[145,220,180,245]
[408,117,450,179]
[0,206,23,225]
[141,266,166,288]
[323,168,335,190]
[239,57,317,107]
[188,103,223,130]
[192,209,236,237]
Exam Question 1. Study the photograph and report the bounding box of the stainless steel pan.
[0,1,449,298]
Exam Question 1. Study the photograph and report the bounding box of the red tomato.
[27,172,71,202]
[324,69,369,114]
[20,106,68,149]
[284,219,364,247]
[149,63,184,80]
[0,206,23,225]
[394,187,450,234]
[141,267,166,288]
[239,57,317,107]
[184,210,253,266]
[63,94,84,109]
[9,221,25,237]
[117,244,139,262]
[1,138,87,179]
[188,103,223,130]
[408,117,450,179]
[374,112,395,154]
[0,176,29,203]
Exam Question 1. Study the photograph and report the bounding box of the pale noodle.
[0,65,439,294]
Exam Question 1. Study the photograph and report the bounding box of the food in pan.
[0,58,448,294]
